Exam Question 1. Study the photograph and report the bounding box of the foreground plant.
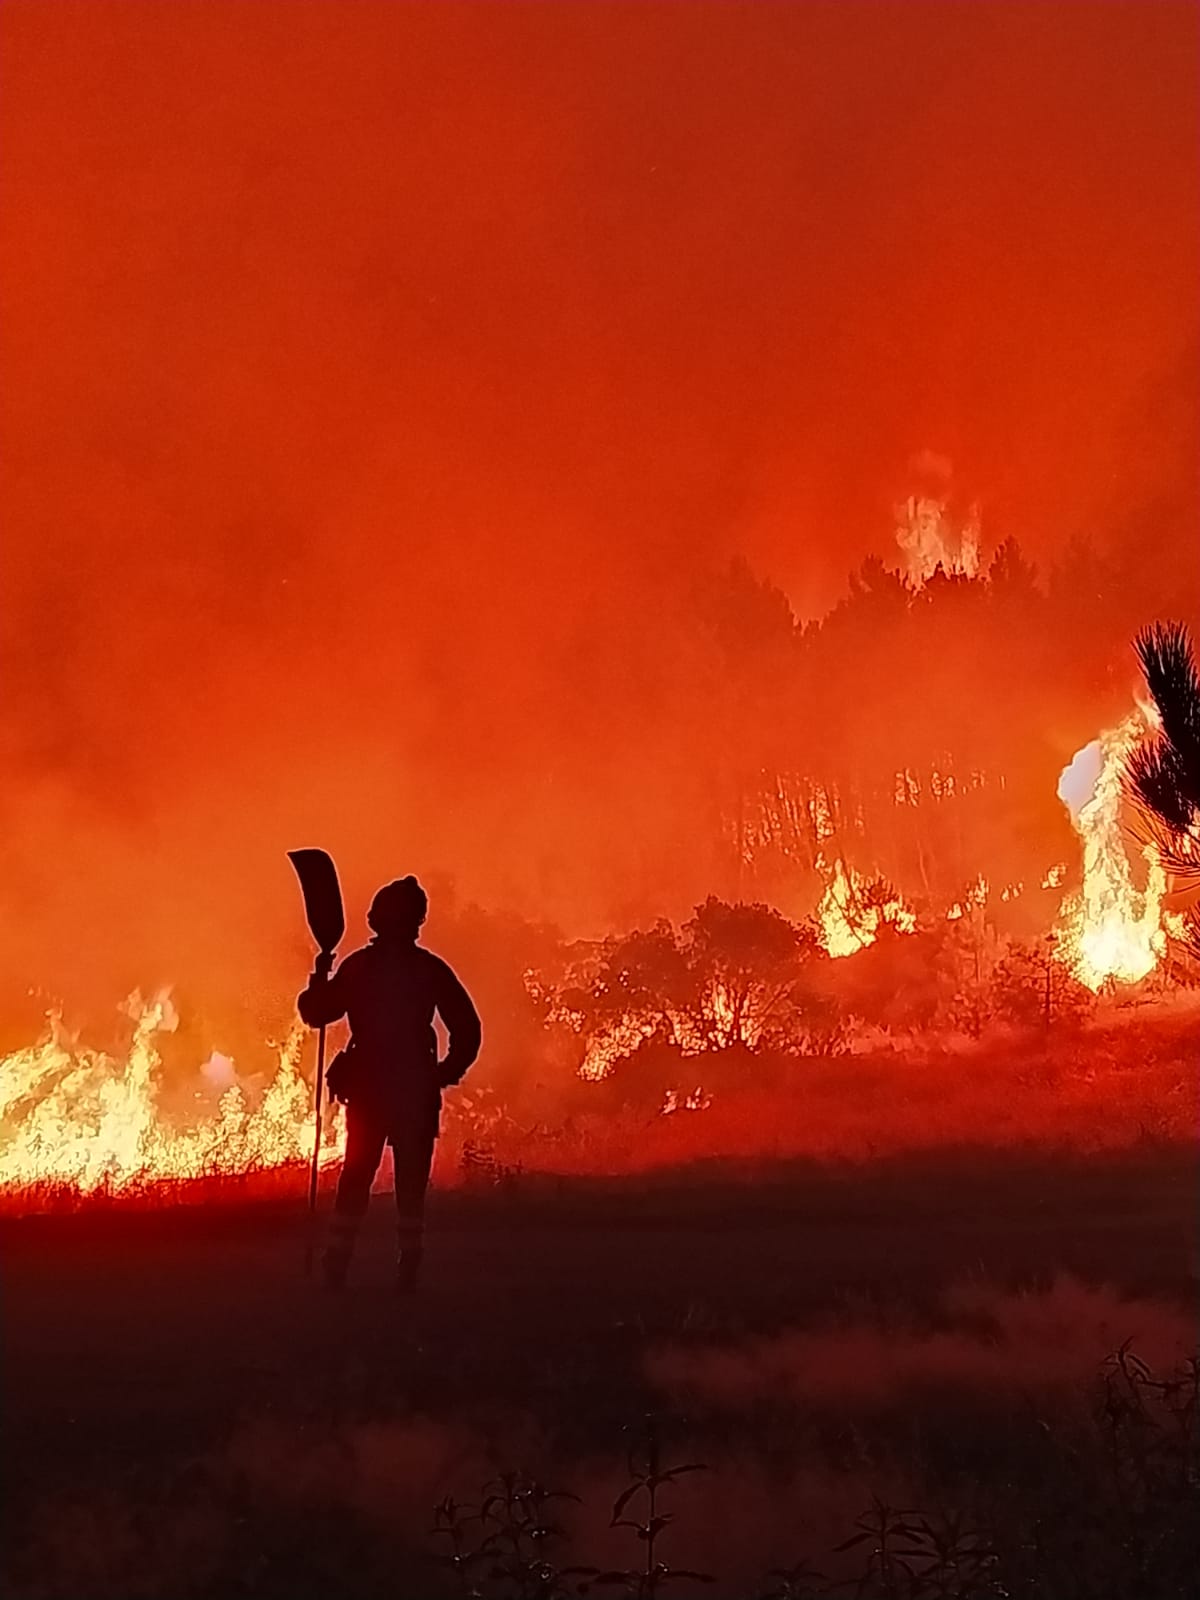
[432,1472,599,1599]
[833,1499,1002,1599]
[432,1348,1199,1600]
[595,1416,712,1596]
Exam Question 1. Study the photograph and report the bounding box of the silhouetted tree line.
[668,514,1199,962]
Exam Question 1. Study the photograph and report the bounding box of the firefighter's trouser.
[324,1103,438,1274]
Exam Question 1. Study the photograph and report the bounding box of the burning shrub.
[823,922,978,1036]
[544,898,839,1081]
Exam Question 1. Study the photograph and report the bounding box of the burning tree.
[681,897,830,1052]
[1055,711,1170,989]
[1127,622,1200,954]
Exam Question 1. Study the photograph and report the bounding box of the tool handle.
[303,1022,328,1276]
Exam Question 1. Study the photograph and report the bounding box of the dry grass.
[438,1007,1200,1181]
[3,1002,1196,1219]
[646,1276,1197,1411]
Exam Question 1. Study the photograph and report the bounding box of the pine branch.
[1125,738,1196,833]
[1133,621,1200,811]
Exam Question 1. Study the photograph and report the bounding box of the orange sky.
[1,2,1197,1005]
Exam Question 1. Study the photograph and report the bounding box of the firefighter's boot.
[395,1216,424,1294]
[322,1212,359,1291]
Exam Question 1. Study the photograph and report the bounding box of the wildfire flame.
[1055,712,1167,990]
[818,860,915,957]
[946,875,989,921]
[895,493,980,587]
[0,992,336,1195]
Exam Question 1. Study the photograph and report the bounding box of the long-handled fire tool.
[287,848,345,1274]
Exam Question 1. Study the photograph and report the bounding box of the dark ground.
[2,1145,1197,1597]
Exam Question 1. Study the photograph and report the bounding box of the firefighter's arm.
[296,951,348,1028]
[435,964,482,1086]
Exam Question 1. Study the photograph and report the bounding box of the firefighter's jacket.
[297,937,481,1130]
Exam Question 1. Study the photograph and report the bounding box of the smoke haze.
[2,2,1197,1028]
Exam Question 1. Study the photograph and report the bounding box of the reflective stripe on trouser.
[395,1213,424,1259]
[323,1210,360,1270]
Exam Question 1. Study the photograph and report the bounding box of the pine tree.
[1126,622,1200,951]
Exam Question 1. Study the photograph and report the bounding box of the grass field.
[2,1139,1197,1598]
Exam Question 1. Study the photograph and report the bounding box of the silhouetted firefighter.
[297,876,481,1291]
